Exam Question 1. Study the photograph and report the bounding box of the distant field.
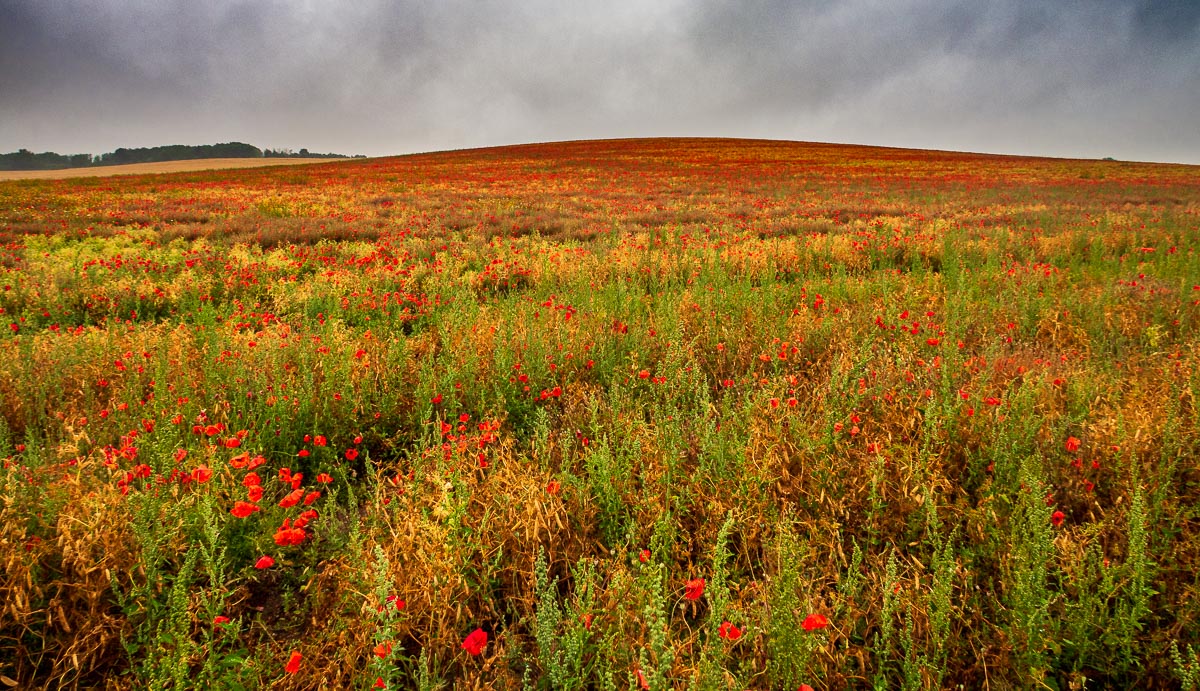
[1,138,1199,689]
[0,156,347,180]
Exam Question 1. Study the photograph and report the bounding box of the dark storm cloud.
[1,0,1197,162]
[1132,0,1200,42]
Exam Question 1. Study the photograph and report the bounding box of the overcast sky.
[1,0,1198,163]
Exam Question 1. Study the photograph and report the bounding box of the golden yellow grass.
[0,157,349,181]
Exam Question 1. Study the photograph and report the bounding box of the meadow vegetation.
[1,138,1198,688]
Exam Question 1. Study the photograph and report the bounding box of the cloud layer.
[2,0,1198,162]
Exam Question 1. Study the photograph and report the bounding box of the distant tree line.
[0,150,95,171]
[0,142,362,171]
[262,147,361,159]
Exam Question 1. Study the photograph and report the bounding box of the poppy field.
[1,138,1199,689]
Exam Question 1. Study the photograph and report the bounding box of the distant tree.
[210,142,262,158]
[0,148,76,170]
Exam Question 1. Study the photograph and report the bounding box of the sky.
[1,0,1198,164]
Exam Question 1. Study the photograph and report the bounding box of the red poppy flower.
[278,488,304,508]
[1065,436,1081,452]
[316,472,333,484]
[374,642,392,659]
[191,466,213,484]
[314,435,327,447]
[684,578,706,601]
[230,501,260,518]
[345,448,359,461]
[802,613,829,632]
[273,519,307,546]
[1051,510,1066,527]
[213,615,230,626]
[462,628,487,656]
[284,650,302,674]
[638,549,650,563]
[718,621,743,641]
[247,485,263,502]
[373,677,386,689]
[799,685,815,691]
[254,555,275,569]
[636,669,649,689]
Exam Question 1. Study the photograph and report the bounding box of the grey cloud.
[0,0,1197,162]
[1132,0,1200,42]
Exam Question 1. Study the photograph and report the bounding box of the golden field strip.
[0,157,344,181]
